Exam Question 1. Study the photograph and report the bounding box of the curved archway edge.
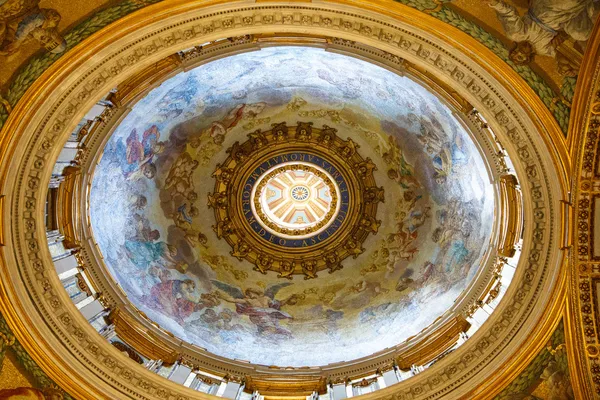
[0,1,569,399]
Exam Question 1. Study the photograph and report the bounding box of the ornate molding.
[62,35,509,385]
[0,1,568,399]
[497,174,523,258]
[395,316,470,371]
[108,308,180,365]
[209,122,382,279]
[568,19,600,399]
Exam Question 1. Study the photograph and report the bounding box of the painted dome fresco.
[89,46,495,367]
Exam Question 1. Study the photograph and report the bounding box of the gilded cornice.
[0,1,570,399]
[74,34,508,384]
[468,262,568,399]
[328,0,571,182]
[0,0,575,140]
[568,19,600,159]
[567,17,600,399]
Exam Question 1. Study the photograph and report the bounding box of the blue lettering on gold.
[241,151,353,248]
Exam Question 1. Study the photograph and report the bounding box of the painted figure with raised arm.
[488,0,600,63]
[212,280,302,336]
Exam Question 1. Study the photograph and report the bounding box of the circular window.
[253,163,340,239]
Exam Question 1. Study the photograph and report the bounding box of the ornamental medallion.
[209,122,383,279]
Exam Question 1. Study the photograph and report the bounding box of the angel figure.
[130,213,160,242]
[339,138,359,158]
[226,141,249,163]
[387,168,420,189]
[344,237,364,258]
[488,0,600,63]
[211,280,300,336]
[418,118,446,156]
[301,260,318,279]
[325,251,343,273]
[212,164,233,184]
[355,158,377,179]
[164,152,199,200]
[0,0,66,57]
[296,122,313,141]
[124,125,165,180]
[254,254,274,274]
[173,203,198,231]
[278,261,295,279]
[364,186,385,204]
[385,138,420,189]
[317,125,337,146]
[213,218,234,239]
[359,214,381,234]
[389,205,430,252]
[318,282,346,304]
[207,103,267,144]
[348,280,389,297]
[230,240,250,260]
[141,279,213,324]
[124,240,176,269]
[248,129,268,149]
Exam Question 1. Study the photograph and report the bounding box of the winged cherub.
[211,280,302,336]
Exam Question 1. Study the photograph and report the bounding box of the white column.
[84,104,107,120]
[145,359,163,372]
[169,363,193,385]
[79,299,104,320]
[382,369,399,386]
[215,382,227,397]
[397,369,413,381]
[57,147,79,163]
[221,382,242,399]
[183,372,196,388]
[53,255,79,274]
[345,383,353,398]
[100,324,116,340]
[330,383,347,400]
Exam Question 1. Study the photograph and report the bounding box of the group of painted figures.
[2,0,597,79]
[86,41,498,365]
[98,90,486,343]
[103,99,304,336]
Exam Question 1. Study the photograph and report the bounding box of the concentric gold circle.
[251,163,340,239]
[209,122,384,279]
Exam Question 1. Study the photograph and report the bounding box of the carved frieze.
[0,2,565,399]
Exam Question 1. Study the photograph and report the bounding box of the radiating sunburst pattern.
[258,168,335,235]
